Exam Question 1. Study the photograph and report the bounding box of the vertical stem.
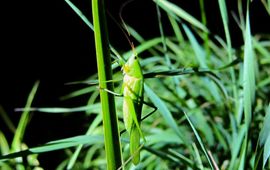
[92,0,122,169]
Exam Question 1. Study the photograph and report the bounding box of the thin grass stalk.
[92,0,122,169]
[199,0,210,60]
[11,81,39,170]
[11,81,40,152]
[218,0,239,123]
[155,2,182,99]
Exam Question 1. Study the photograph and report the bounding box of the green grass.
[1,0,270,169]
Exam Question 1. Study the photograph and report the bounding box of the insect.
[121,47,145,165]
[99,46,156,167]
[110,2,150,164]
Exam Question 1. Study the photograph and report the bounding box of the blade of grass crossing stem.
[11,81,40,152]
[92,0,123,169]
[154,0,208,32]
[183,111,215,169]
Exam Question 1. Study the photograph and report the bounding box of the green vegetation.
[1,0,270,169]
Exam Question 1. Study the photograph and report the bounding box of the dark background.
[0,0,269,168]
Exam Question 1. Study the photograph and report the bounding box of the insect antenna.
[119,0,138,56]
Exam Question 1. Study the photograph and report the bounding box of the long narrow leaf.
[154,0,208,32]
[65,0,93,30]
[144,84,188,145]
[11,81,40,152]
[183,111,215,169]
[243,11,255,126]
[254,105,270,169]
[0,135,103,160]
[182,24,207,68]
[15,104,101,114]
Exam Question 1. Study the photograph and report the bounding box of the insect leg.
[120,101,157,135]
[98,87,123,97]
[141,101,157,122]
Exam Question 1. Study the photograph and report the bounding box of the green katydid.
[121,46,145,165]
[105,39,151,166]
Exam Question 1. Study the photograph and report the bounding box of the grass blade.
[192,143,204,170]
[60,86,97,100]
[144,84,188,145]
[264,135,270,167]
[154,0,208,32]
[218,0,238,121]
[254,105,270,169]
[11,81,40,152]
[182,24,207,68]
[65,0,93,30]
[15,104,101,114]
[0,131,10,155]
[243,10,255,127]
[0,135,103,160]
[183,111,215,169]
[0,106,16,133]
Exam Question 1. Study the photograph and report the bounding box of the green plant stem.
[92,0,122,169]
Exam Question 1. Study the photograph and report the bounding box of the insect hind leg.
[120,101,157,135]
[141,101,157,121]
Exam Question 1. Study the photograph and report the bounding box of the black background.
[0,0,269,168]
